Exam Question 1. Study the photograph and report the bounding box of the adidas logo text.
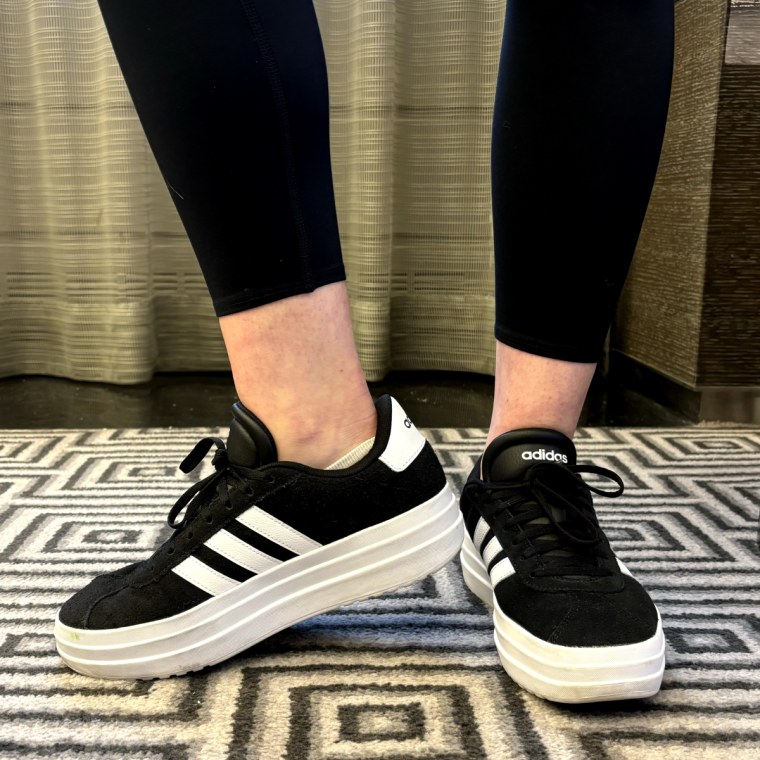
[521,449,568,464]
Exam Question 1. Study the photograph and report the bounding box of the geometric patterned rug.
[1,426,759,759]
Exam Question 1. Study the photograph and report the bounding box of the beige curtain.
[0,0,502,383]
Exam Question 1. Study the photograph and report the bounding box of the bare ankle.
[262,400,377,468]
[487,341,596,447]
[219,283,377,468]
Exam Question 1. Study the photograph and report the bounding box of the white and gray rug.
[1,426,759,759]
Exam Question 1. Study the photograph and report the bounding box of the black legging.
[97,0,674,363]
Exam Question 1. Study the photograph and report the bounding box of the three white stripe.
[473,518,490,552]
[205,530,280,574]
[473,517,515,586]
[172,505,322,596]
[473,519,629,585]
[173,556,239,597]
[236,506,321,555]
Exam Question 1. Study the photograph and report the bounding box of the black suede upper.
[492,570,659,647]
[62,565,212,630]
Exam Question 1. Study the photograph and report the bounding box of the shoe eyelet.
[206,515,213,523]
[167,547,174,555]
[187,532,193,540]
[266,475,276,484]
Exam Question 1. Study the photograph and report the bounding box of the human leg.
[55,0,463,678]
[488,0,674,442]
[96,0,375,468]
[220,285,376,468]
[487,344,596,444]
[462,0,675,702]
[491,0,675,372]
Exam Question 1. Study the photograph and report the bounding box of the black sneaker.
[460,429,665,703]
[55,395,463,679]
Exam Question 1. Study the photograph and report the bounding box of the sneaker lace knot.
[166,436,266,531]
[482,463,624,578]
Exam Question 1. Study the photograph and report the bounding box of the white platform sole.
[461,534,665,703]
[56,485,463,680]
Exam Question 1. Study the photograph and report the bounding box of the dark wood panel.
[700,63,760,385]
[613,0,730,387]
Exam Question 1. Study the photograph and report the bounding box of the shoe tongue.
[484,429,581,565]
[483,428,576,482]
[226,402,278,468]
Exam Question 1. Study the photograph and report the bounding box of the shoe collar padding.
[227,402,278,468]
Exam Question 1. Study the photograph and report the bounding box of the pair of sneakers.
[55,395,665,703]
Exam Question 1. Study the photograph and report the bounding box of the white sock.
[326,438,375,469]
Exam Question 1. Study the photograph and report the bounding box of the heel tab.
[378,396,426,472]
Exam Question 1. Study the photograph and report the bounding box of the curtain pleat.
[0,0,501,383]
